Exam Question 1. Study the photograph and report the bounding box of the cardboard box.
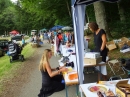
[121,37,129,42]
[116,80,130,97]
[117,41,126,49]
[84,56,102,65]
[117,37,129,49]
[106,41,117,51]
[85,52,100,59]
[127,41,130,46]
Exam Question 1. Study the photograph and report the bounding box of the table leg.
[65,85,68,97]
[80,91,83,97]
[99,66,101,80]
[76,84,79,97]
[98,66,102,82]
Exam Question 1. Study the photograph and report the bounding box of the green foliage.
[0,0,130,38]
[86,5,96,22]
[105,0,130,39]
[19,0,72,29]
[109,20,130,38]
[0,0,12,14]
[104,2,119,23]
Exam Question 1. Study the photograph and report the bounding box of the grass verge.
[0,43,36,92]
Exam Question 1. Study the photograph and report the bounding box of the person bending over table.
[66,40,72,48]
[38,49,68,97]
[88,22,108,80]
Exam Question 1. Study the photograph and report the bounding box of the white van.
[31,30,37,35]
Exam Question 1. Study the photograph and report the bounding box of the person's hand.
[59,66,65,69]
[60,67,68,72]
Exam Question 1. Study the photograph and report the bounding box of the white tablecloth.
[59,44,107,75]
[59,55,107,75]
[80,82,116,97]
[80,79,129,97]
[59,54,78,83]
[60,45,75,56]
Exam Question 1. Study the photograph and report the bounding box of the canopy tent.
[40,28,47,32]
[10,30,19,35]
[71,0,119,85]
[62,26,73,31]
[74,0,119,5]
[50,25,64,31]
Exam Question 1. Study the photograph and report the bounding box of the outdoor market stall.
[58,51,107,97]
[71,0,119,85]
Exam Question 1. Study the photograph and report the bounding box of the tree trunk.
[117,0,125,22]
[93,1,113,40]
[65,0,71,17]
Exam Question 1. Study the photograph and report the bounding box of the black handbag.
[65,61,74,68]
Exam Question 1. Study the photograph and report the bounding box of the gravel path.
[0,42,98,97]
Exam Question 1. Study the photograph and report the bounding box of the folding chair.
[109,75,122,81]
[108,59,125,76]
[121,65,130,78]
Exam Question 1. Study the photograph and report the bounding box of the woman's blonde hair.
[39,49,51,71]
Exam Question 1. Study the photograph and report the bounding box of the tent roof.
[10,30,19,34]
[74,0,119,5]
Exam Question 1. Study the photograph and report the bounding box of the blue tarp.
[50,25,64,31]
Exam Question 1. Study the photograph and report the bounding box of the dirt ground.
[0,44,46,97]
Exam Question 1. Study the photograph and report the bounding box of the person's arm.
[45,62,59,77]
[101,34,107,51]
[51,68,56,71]
[45,62,68,77]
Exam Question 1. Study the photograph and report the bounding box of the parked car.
[31,30,37,35]
[0,48,4,57]
[11,35,22,41]
[0,39,9,53]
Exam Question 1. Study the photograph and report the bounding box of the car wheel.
[10,59,13,63]
[21,56,24,62]
[20,55,24,62]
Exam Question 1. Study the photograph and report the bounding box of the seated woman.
[38,49,68,97]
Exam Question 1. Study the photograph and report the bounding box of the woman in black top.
[88,22,108,81]
[38,49,68,97]
[88,22,108,62]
